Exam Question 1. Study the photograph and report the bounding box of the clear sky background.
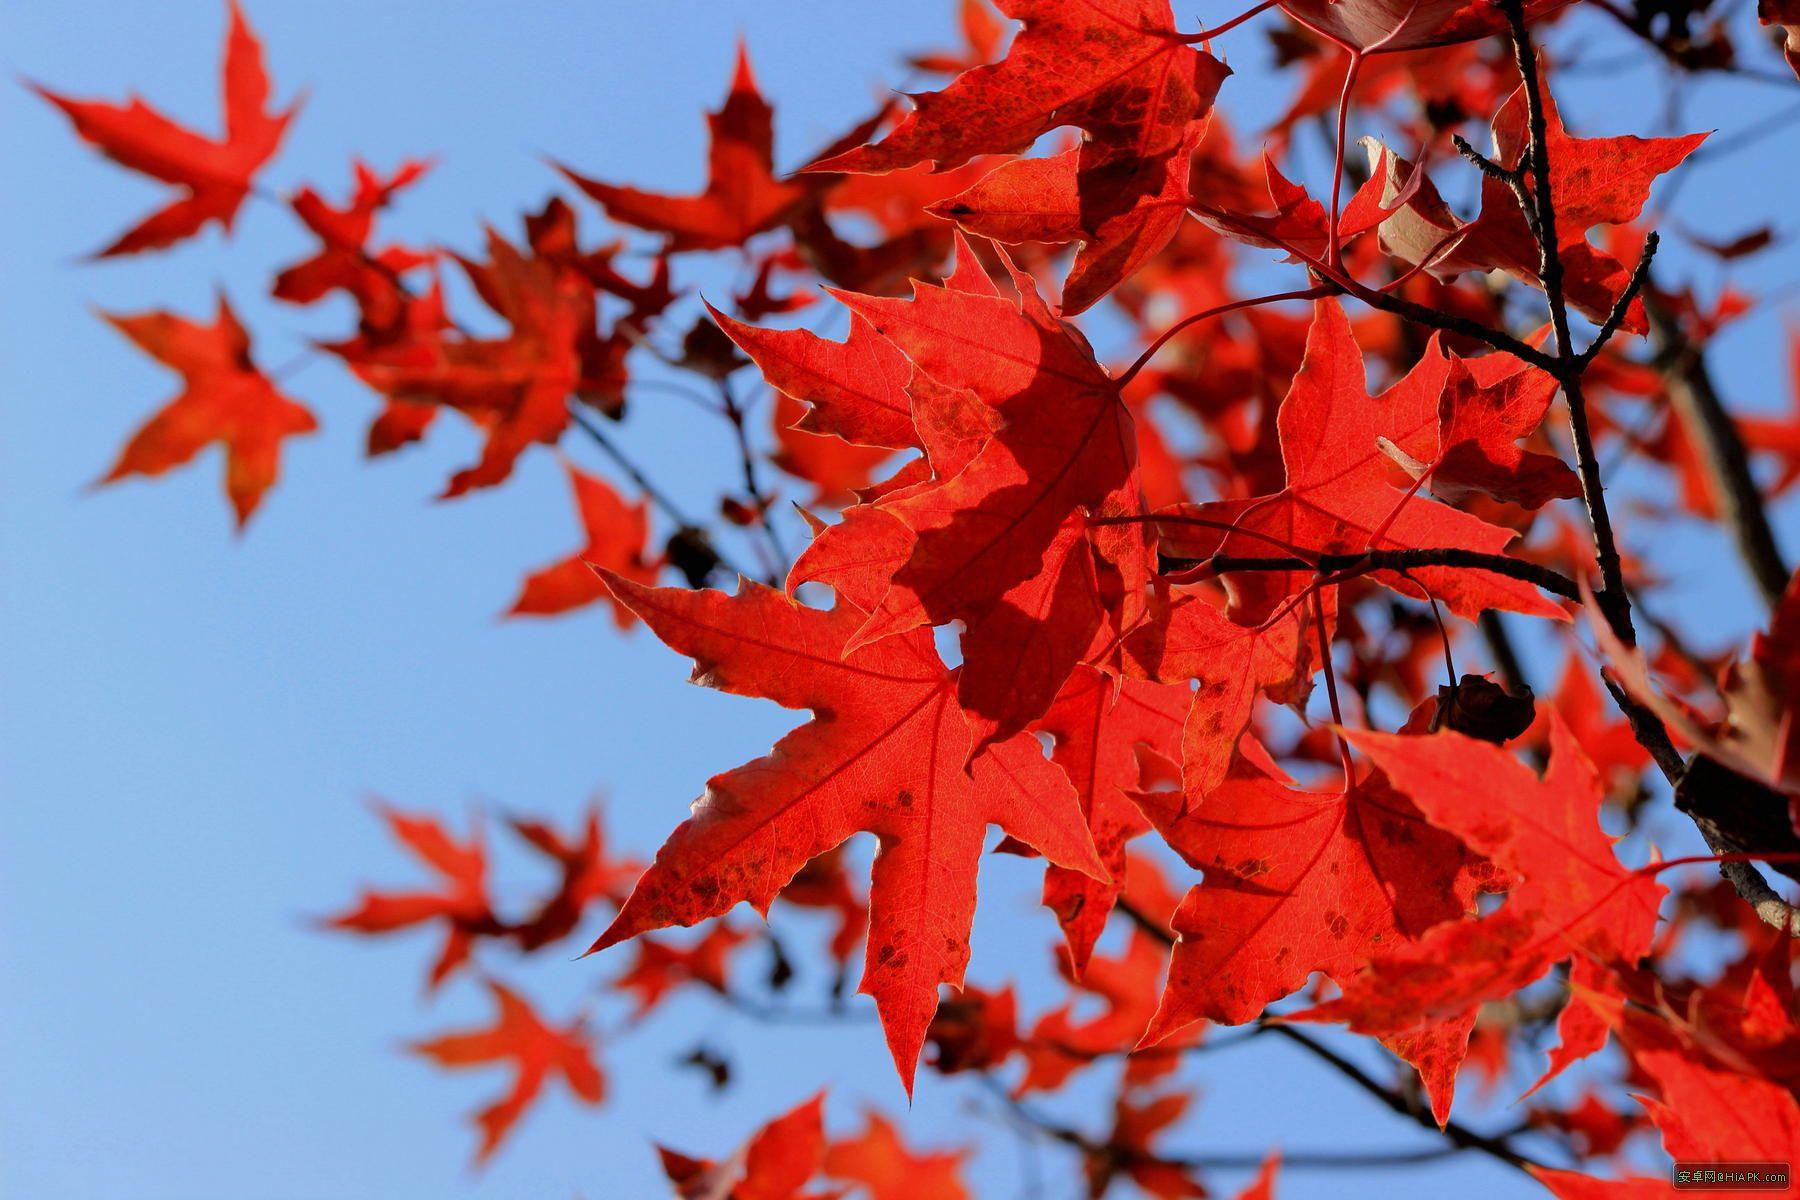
[3,3,1797,1199]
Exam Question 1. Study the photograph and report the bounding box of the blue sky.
[2,3,1797,1198]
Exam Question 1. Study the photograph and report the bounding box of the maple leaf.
[339,228,595,497]
[272,158,433,327]
[925,985,1022,1076]
[811,6,1229,306]
[1523,954,1618,1100]
[1084,1088,1205,1200]
[910,0,1007,76]
[1152,299,1568,625]
[822,247,1154,749]
[710,303,920,452]
[1191,149,1401,265]
[506,460,658,624]
[1031,667,1187,973]
[506,804,639,951]
[1138,762,1489,1037]
[659,1092,834,1200]
[1379,344,1580,510]
[811,1,1227,198]
[613,923,751,1019]
[322,802,501,991]
[927,120,1211,313]
[559,43,811,251]
[99,298,317,528]
[1018,927,1177,1095]
[776,846,870,966]
[1125,586,1318,805]
[824,1109,970,1200]
[1346,714,1666,964]
[1285,717,1665,1119]
[1368,87,1705,330]
[1534,1007,1800,1197]
[1529,1088,1645,1159]
[588,575,1105,1090]
[410,978,604,1165]
[34,0,296,257]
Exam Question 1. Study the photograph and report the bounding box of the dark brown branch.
[1597,673,1800,936]
[1643,292,1791,609]
[1450,133,1516,184]
[1501,0,1637,646]
[1263,1027,1542,1173]
[1478,611,1531,698]
[1578,230,1659,366]
[1166,549,1581,601]
[1345,280,1565,374]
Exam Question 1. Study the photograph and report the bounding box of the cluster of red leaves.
[39,0,1800,1194]
[321,798,868,1163]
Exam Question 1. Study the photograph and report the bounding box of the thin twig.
[566,404,751,580]
[1263,1027,1542,1173]
[1577,230,1659,367]
[717,377,786,585]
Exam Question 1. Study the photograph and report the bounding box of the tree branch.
[1163,548,1581,601]
[1643,291,1791,609]
[1501,0,1637,645]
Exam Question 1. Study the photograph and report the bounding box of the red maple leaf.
[272,158,433,329]
[770,390,895,502]
[505,804,639,951]
[817,245,1154,749]
[1286,717,1665,1120]
[1018,927,1181,1095]
[811,1,1227,197]
[588,575,1105,1090]
[33,0,296,257]
[612,923,751,1019]
[824,1108,971,1200]
[1347,715,1667,965]
[1083,1087,1206,1200]
[1030,666,1187,973]
[711,302,921,453]
[1369,87,1705,330]
[338,228,596,497]
[1137,760,1490,1037]
[659,1092,835,1200]
[1152,299,1568,625]
[322,802,501,991]
[927,120,1212,313]
[1125,585,1319,805]
[559,44,811,251]
[410,978,604,1165]
[506,459,658,624]
[98,298,317,527]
